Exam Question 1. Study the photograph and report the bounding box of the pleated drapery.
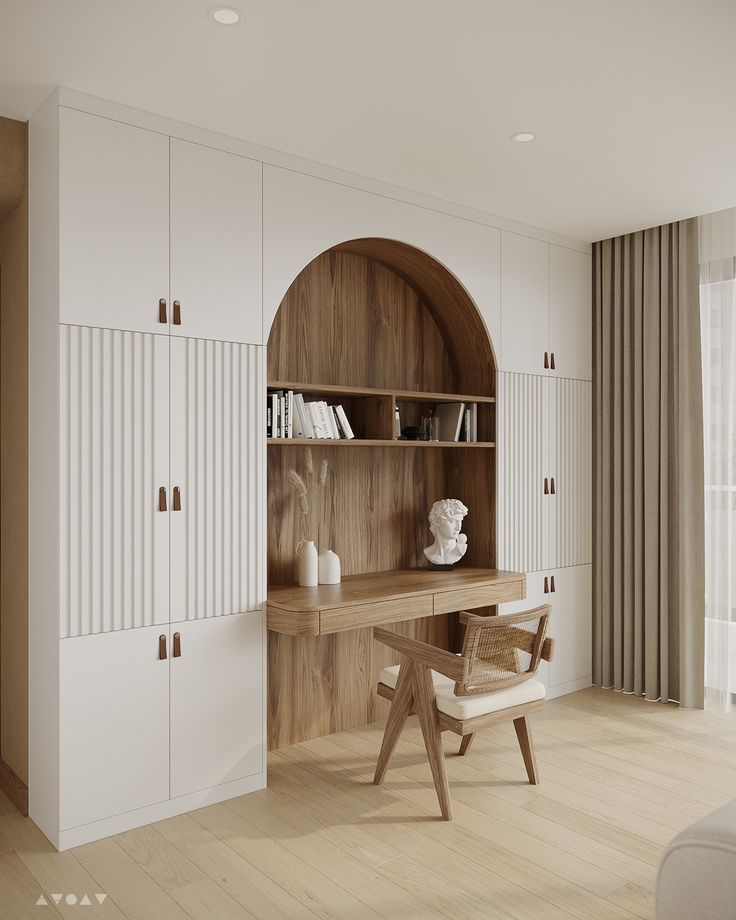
[593,219,705,708]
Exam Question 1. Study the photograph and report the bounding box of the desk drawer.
[433,581,525,615]
[319,594,433,634]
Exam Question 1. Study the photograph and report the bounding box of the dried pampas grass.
[286,454,329,516]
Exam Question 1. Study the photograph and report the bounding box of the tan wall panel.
[0,117,28,784]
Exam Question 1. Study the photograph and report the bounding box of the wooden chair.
[373,605,553,820]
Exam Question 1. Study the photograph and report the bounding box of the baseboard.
[55,771,266,851]
[0,757,29,815]
[547,676,592,700]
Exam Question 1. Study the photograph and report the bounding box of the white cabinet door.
[59,625,170,830]
[549,246,592,381]
[498,571,551,687]
[500,232,549,375]
[170,139,262,344]
[59,108,170,335]
[169,611,264,798]
[169,337,265,622]
[548,564,592,688]
[553,378,593,567]
[59,326,170,637]
[497,372,552,573]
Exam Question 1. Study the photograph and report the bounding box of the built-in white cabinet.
[59,625,170,831]
[59,611,265,831]
[59,107,170,337]
[169,337,264,622]
[547,565,593,689]
[170,611,264,799]
[500,233,550,375]
[58,328,264,640]
[499,565,592,694]
[170,139,262,345]
[549,246,592,381]
[58,107,262,343]
[59,326,170,637]
[500,232,592,380]
[497,371,592,574]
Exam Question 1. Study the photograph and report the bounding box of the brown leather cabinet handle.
[550,476,556,495]
[173,486,181,512]
[544,576,549,593]
[173,301,181,326]
[544,351,549,370]
[544,477,549,495]
[158,634,167,660]
[159,486,167,512]
[159,299,167,324]
[550,575,556,593]
[550,352,556,370]
[173,632,181,658]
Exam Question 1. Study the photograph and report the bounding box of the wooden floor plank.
[0,812,126,919]
[0,851,64,920]
[2,689,729,920]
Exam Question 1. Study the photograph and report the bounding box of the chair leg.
[458,733,475,756]
[374,658,415,785]
[513,716,539,785]
[413,664,453,820]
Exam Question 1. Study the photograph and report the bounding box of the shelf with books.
[266,437,495,447]
[266,386,391,441]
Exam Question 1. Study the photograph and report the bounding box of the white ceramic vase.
[318,549,341,585]
[295,540,318,587]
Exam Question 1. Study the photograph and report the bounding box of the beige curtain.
[593,218,705,708]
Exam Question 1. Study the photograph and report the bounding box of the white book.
[335,404,355,439]
[463,408,471,442]
[328,406,341,439]
[294,393,312,438]
[292,392,304,438]
[434,401,465,442]
[286,390,294,438]
[317,402,335,439]
[307,401,325,438]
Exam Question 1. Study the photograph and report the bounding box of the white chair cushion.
[379,663,545,721]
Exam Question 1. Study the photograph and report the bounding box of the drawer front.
[434,581,525,615]
[319,594,433,634]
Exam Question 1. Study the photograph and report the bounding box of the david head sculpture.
[424,498,468,567]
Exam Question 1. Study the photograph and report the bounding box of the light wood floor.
[2,687,735,920]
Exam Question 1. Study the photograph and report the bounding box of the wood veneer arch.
[266,237,498,749]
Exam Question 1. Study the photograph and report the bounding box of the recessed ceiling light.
[209,7,242,25]
[511,132,536,143]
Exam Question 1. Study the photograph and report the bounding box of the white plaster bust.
[424,498,468,566]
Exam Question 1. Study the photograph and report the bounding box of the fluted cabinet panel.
[170,337,264,621]
[555,378,592,567]
[496,372,547,573]
[59,326,170,638]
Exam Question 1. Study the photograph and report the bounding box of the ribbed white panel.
[496,372,546,573]
[170,338,264,621]
[554,378,593,566]
[59,326,170,638]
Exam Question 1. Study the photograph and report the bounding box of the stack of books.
[267,390,355,440]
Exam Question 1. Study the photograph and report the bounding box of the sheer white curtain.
[700,209,736,710]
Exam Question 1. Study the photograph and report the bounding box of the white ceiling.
[1,0,735,242]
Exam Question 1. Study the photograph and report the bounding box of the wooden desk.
[267,567,526,636]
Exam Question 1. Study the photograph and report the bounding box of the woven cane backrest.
[456,605,551,696]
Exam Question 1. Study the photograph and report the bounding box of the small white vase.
[295,540,318,587]
[318,549,341,585]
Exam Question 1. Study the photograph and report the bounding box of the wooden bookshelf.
[266,237,499,749]
[267,438,495,448]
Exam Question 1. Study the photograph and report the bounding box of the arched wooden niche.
[267,238,497,588]
[268,238,496,395]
